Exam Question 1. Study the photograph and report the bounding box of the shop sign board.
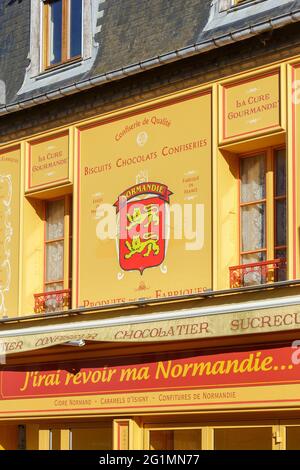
[0,346,299,416]
[221,70,281,142]
[27,131,70,191]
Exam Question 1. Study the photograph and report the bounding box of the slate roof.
[0,0,300,112]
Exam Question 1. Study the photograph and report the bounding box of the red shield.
[119,196,165,274]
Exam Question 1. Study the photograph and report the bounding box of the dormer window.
[219,0,260,12]
[209,0,289,29]
[43,0,83,69]
[18,1,101,95]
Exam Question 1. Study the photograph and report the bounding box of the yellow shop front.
[2,57,300,450]
[1,293,300,450]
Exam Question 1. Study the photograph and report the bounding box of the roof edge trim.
[0,9,299,117]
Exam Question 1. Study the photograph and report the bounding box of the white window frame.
[206,0,294,32]
[42,0,85,70]
[18,0,101,95]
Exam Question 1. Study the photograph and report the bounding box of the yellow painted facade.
[2,55,300,450]
[1,58,297,316]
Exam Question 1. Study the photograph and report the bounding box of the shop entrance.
[2,417,300,450]
[143,419,300,450]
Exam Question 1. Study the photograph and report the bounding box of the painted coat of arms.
[114,182,172,275]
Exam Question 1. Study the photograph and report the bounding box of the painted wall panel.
[0,147,21,317]
[27,131,70,192]
[221,70,281,142]
[77,91,212,307]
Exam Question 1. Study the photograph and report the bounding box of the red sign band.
[114,182,172,212]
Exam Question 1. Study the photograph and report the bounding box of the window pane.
[240,155,265,203]
[70,0,82,58]
[149,430,202,450]
[241,204,265,252]
[275,248,287,282]
[241,252,266,286]
[71,427,112,450]
[275,199,286,247]
[241,252,266,265]
[286,427,300,450]
[46,241,64,282]
[275,248,286,261]
[45,282,64,292]
[49,0,63,65]
[44,283,65,313]
[46,199,64,241]
[214,427,272,450]
[275,149,286,196]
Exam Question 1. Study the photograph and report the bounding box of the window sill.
[36,58,84,81]
[43,56,82,73]
[18,53,96,96]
